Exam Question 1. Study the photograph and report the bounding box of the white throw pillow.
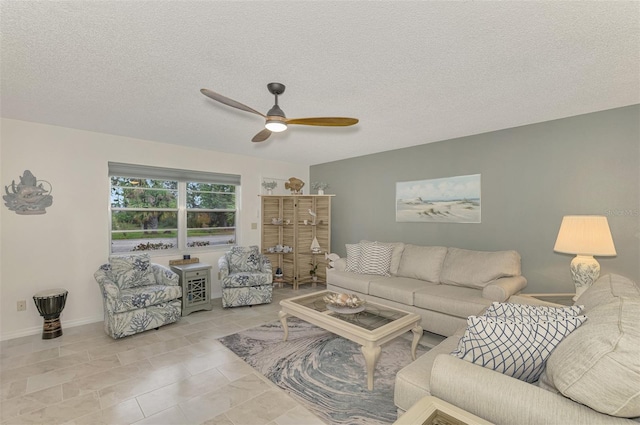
[485,302,583,318]
[358,242,393,276]
[345,243,361,272]
[451,314,587,383]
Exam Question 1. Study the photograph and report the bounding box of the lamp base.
[570,255,600,301]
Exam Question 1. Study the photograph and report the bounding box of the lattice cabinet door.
[170,263,213,316]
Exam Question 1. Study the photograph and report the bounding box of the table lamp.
[554,215,616,301]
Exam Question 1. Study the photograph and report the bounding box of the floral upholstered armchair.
[219,245,273,308]
[94,253,182,339]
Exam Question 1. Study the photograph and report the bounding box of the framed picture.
[396,174,481,223]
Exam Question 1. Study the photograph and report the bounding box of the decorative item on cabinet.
[284,177,305,194]
[311,237,321,253]
[311,181,329,195]
[310,261,318,282]
[261,180,277,195]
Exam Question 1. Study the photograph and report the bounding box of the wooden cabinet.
[261,195,332,289]
[170,263,213,316]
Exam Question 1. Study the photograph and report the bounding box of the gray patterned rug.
[218,318,429,425]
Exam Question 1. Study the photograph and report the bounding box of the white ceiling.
[2,1,638,166]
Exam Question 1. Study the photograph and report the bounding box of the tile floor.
[0,286,328,425]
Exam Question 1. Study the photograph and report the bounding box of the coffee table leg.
[361,345,381,391]
[279,311,289,341]
[411,325,423,361]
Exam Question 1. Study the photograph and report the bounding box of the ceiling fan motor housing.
[267,82,285,95]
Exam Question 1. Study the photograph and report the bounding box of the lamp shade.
[554,215,616,256]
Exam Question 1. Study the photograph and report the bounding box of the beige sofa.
[326,242,527,336]
[395,273,640,424]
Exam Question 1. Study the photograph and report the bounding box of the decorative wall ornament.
[396,174,481,223]
[3,170,53,215]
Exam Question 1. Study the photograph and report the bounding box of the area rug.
[218,318,429,425]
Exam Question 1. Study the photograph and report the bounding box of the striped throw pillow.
[358,243,393,276]
[345,243,361,272]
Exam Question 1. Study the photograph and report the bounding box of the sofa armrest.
[151,264,180,286]
[482,275,527,302]
[430,354,635,425]
[260,255,273,278]
[218,255,230,280]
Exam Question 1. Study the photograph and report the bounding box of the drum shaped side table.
[170,263,213,316]
[33,288,68,339]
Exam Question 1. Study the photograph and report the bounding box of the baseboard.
[0,315,104,342]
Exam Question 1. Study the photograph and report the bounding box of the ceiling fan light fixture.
[265,119,287,133]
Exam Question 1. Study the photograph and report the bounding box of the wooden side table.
[393,396,492,425]
[170,263,213,316]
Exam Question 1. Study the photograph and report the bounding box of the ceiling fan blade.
[200,88,266,117]
[251,128,272,143]
[285,117,359,127]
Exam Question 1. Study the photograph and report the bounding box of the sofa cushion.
[113,284,182,313]
[108,253,156,289]
[360,240,405,275]
[577,273,640,311]
[369,277,435,305]
[452,314,587,383]
[414,285,491,319]
[440,248,521,289]
[222,271,272,288]
[396,245,448,283]
[540,294,640,418]
[358,242,393,276]
[327,270,386,294]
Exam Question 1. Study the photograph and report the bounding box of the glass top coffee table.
[279,290,423,390]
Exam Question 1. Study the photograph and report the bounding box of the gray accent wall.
[311,105,639,294]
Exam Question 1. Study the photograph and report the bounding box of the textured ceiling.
[1,1,638,166]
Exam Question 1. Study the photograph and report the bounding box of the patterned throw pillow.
[345,243,361,272]
[109,253,156,289]
[485,302,583,318]
[358,243,393,276]
[451,314,587,383]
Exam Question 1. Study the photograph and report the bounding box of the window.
[109,163,240,254]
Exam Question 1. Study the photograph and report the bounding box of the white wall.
[0,118,308,340]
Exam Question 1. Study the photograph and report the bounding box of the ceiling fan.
[200,83,359,143]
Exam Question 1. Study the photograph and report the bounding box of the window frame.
[108,163,240,255]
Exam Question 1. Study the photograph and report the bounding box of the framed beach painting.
[396,174,481,223]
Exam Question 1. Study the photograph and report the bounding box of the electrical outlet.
[17,300,27,311]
